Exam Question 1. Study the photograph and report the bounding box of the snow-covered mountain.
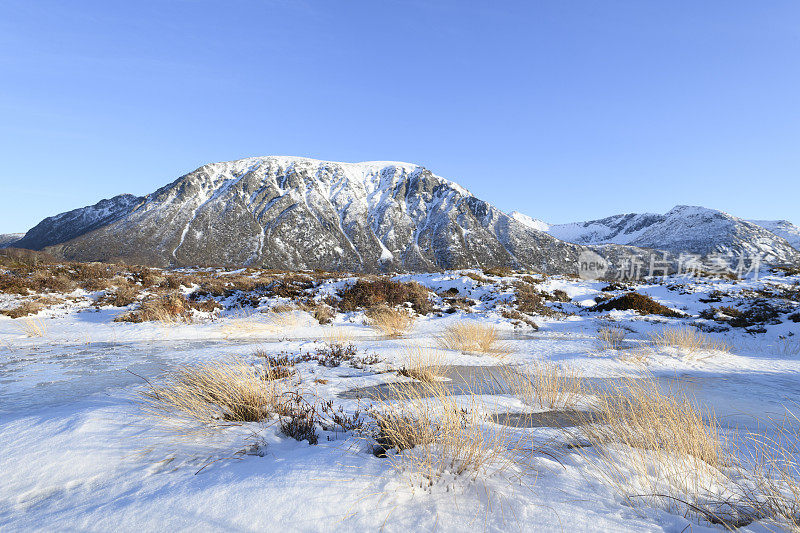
[0,233,24,248]
[521,205,800,263]
[14,194,145,251]
[748,219,800,251]
[29,156,603,272]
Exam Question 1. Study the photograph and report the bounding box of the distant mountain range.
[4,156,799,272]
[511,206,800,264]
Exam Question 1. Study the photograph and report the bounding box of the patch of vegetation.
[337,278,432,314]
[1,300,44,318]
[500,308,539,330]
[591,292,684,317]
[115,291,218,323]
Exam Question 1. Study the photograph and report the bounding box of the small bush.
[591,292,684,317]
[513,282,558,316]
[337,278,432,314]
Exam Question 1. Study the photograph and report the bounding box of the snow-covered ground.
[1,269,798,531]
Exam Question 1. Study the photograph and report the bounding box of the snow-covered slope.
[531,206,800,263]
[14,194,144,251]
[748,219,800,251]
[0,233,24,248]
[509,211,550,232]
[37,156,594,272]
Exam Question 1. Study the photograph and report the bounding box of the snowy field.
[1,267,799,532]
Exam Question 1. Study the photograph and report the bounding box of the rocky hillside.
[514,206,800,264]
[0,234,24,248]
[13,194,144,251]
[29,157,600,272]
[748,219,800,251]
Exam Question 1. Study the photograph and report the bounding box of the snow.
[1,270,799,531]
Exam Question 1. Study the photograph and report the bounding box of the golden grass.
[648,326,731,354]
[398,346,444,383]
[264,310,300,329]
[505,360,586,410]
[576,376,738,524]
[738,409,800,531]
[368,377,538,485]
[365,305,414,337]
[15,316,47,337]
[436,321,511,357]
[322,326,354,346]
[596,326,627,351]
[139,357,289,435]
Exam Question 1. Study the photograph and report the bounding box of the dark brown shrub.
[0,272,34,295]
[337,278,432,314]
[513,282,557,316]
[550,289,570,302]
[591,292,684,317]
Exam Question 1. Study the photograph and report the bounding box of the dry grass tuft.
[139,358,289,433]
[398,346,444,383]
[436,321,511,357]
[15,315,48,337]
[596,326,628,351]
[577,376,739,524]
[737,409,800,530]
[505,361,586,410]
[368,378,537,484]
[649,326,731,354]
[365,305,414,337]
[322,327,354,346]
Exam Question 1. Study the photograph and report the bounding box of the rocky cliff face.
[39,157,591,272]
[518,205,800,264]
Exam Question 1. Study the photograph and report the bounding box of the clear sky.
[1,0,798,233]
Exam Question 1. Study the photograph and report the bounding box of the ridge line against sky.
[1,0,798,232]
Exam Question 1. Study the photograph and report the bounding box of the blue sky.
[0,0,798,232]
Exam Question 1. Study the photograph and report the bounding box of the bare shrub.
[436,321,511,357]
[365,305,414,337]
